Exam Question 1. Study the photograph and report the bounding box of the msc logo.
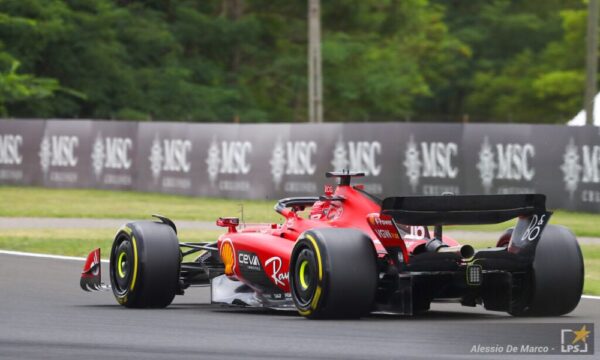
[477,137,535,193]
[0,134,23,165]
[270,139,317,188]
[206,138,252,184]
[331,137,381,176]
[91,134,132,178]
[148,136,192,180]
[403,135,458,192]
[39,135,79,173]
[561,137,600,198]
[561,324,591,353]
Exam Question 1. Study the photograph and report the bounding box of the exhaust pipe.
[437,245,475,259]
[425,238,475,258]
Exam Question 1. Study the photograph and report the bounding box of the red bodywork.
[217,184,459,294]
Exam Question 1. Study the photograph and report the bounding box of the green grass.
[0,228,222,261]
[580,245,600,296]
[0,186,279,223]
[1,186,600,237]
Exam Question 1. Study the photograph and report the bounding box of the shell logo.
[220,240,235,276]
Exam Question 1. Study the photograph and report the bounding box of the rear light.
[466,264,482,285]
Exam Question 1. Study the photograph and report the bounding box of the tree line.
[0,0,589,123]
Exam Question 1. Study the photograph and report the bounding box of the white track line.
[0,250,109,263]
[1,249,600,300]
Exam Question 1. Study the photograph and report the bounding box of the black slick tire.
[110,220,180,308]
[289,228,377,319]
[510,225,584,316]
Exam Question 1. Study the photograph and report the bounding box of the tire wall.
[0,119,598,212]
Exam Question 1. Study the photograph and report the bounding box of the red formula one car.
[81,171,584,318]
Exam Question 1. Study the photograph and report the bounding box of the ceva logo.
[206,138,252,185]
[270,138,317,188]
[331,136,381,176]
[148,135,192,180]
[0,134,23,165]
[91,134,132,178]
[39,135,79,174]
[403,135,458,193]
[477,137,535,193]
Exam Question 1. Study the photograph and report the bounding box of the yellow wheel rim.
[299,260,309,290]
[117,252,127,278]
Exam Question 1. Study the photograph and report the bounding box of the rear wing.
[381,194,546,226]
[381,194,551,258]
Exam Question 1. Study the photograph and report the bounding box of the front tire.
[510,225,584,316]
[110,221,180,308]
[290,228,377,319]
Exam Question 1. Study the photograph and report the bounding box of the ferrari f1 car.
[80,171,584,318]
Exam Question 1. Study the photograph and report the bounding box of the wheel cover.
[299,260,311,290]
[117,252,128,278]
[293,247,318,307]
[111,236,134,296]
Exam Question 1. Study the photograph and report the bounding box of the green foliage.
[0,0,593,122]
[0,61,59,115]
[430,0,587,123]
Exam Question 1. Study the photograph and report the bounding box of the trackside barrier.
[0,119,598,212]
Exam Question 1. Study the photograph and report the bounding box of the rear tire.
[510,225,584,316]
[290,228,377,319]
[110,221,180,308]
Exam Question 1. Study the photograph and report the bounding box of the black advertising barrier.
[40,119,95,188]
[462,124,538,197]
[0,119,45,186]
[90,121,138,190]
[393,123,465,197]
[0,119,599,212]
[461,124,600,211]
[541,125,600,212]
[136,122,196,196]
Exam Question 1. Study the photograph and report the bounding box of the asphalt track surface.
[0,253,598,360]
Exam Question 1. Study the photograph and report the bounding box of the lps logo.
[403,135,458,192]
[561,324,591,353]
[206,138,252,185]
[0,134,23,165]
[264,256,289,286]
[39,135,79,174]
[148,135,192,180]
[477,137,535,193]
[560,138,600,198]
[270,138,317,188]
[91,134,132,178]
[331,137,381,176]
